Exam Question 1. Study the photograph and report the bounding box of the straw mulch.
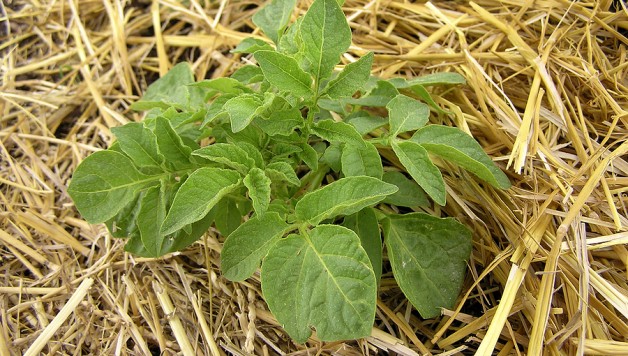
[1,0,627,354]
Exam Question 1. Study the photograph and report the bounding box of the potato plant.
[68,0,510,342]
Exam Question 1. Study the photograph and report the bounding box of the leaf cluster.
[68,0,510,343]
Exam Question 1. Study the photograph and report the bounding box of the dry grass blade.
[1,0,626,354]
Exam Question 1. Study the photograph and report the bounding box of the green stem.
[297,164,329,195]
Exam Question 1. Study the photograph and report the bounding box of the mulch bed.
[1,0,627,354]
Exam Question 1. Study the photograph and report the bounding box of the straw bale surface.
[1,0,627,354]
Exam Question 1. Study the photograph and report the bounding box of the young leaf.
[261,225,376,342]
[265,161,300,186]
[191,77,251,95]
[311,120,365,146]
[231,37,274,54]
[345,111,388,135]
[320,142,343,172]
[214,198,242,237]
[252,0,297,44]
[214,123,266,148]
[131,62,196,111]
[321,52,374,99]
[154,117,194,170]
[298,143,319,171]
[295,176,397,225]
[161,168,241,235]
[231,65,264,84]
[343,208,382,284]
[193,143,255,174]
[299,0,352,84]
[392,140,446,205]
[411,125,511,189]
[255,107,303,136]
[244,167,272,216]
[341,142,383,179]
[387,94,430,136]
[111,123,164,168]
[252,92,287,119]
[345,80,398,107]
[68,150,158,223]
[383,213,472,318]
[221,212,289,281]
[235,141,265,168]
[317,97,347,115]
[277,17,302,55]
[223,94,263,133]
[382,171,429,207]
[202,94,234,126]
[254,51,313,97]
[136,185,167,257]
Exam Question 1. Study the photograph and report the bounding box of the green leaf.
[252,0,297,44]
[131,62,196,111]
[346,80,398,107]
[254,51,313,97]
[343,208,382,284]
[320,142,342,172]
[311,120,365,146]
[193,143,255,174]
[68,151,157,223]
[105,194,141,238]
[383,213,472,318]
[215,123,266,148]
[244,167,272,216]
[299,0,352,84]
[411,126,511,189]
[392,140,446,205]
[345,111,387,135]
[389,72,466,88]
[235,141,265,168]
[154,117,194,170]
[136,185,167,257]
[382,171,428,207]
[214,198,242,237]
[321,52,374,99]
[407,84,447,114]
[341,142,383,179]
[387,94,430,136]
[214,198,242,236]
[265,161,300,186]
[221,212,289,281]
[111,123,164,168]
[317,97,347,115]
[202,94,234,126]
[231,37,274,54]
[278,17,302,55]
[123,232,151,257]
[295,176,397,225]
[231,65,264,85]
[125,208,214,257]
[191,77,250,95]
[253,93,290,119]
[261,225,376,342]
[298,143,319,171]
[255,107,303,136]
[223,94,263,133]
[161,168,241,235]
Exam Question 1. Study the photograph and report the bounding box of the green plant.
[68,0,510,342]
